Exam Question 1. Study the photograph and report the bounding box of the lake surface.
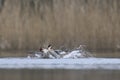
[0,51,120,80]
[0,69,120,80]
[0,58,120,80]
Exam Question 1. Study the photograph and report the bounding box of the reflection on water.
[0,69,120,80]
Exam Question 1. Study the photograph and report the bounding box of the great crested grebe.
[39,47,51,58]
[46,44,61,58]
[27,44,93,59]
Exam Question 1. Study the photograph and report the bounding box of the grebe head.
[39,47,43,52]
[39,47,49,53]
[48,44,52,48]
[48,44,52,50]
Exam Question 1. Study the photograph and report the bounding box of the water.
[0,51,120,80]
[0,58,120,69]
[0,69,120,80]
[0,58,119,80]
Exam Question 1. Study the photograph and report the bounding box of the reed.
[0,0,120,52]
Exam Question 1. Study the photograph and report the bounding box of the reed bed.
[0,0,120,52]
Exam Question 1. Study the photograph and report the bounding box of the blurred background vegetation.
[0,0,120,52]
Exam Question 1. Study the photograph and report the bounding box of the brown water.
[0,69,120,80]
